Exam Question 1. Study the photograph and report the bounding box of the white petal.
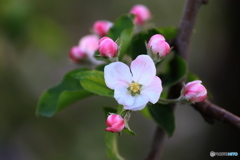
[131,55,156,86]
[124,104,146,111]
[104,62,132,90]
[124,94,149,111]
[114,86,135,106]
[141,76,162,104]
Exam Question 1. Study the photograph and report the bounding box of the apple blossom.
[93,20,113,37]
[147,34,170,58]
[130,4,151,26]
[69,46,86,63]
[105,114,125,133]
[78,34,103,65]
[184,80,207,102]
[104,55,162,111]
[98,37,118,58]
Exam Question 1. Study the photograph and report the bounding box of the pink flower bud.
[69,46,86,63]
[98,37,118,58]
[147,34,170,58]
[184,80,207,102]
[93,20,113,37]
[78,34,99,55]
[130,4,151,25]
[106,114,125,133]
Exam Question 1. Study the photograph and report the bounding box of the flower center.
[128,82,142,96]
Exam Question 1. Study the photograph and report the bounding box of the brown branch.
[144,126,166,160]
[147,0,240,159]
[192,100,240,129]
[174,0,205,59]
[146,0,210,159]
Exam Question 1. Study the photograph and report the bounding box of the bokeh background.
[0,0,239,160]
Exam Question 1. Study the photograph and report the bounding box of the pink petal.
[141,76,162,104]
[184,80,202,91]
[111,121,125,132]
[104,62,132,90]
[130,55,156,86]
[78,34,99,55]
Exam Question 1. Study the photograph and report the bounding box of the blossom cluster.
[67,4,207,133]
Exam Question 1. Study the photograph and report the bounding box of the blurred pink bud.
[93,20,113,37]
[106,114,125,133]
[130,4,151,25]
[69,46,86,63]
[147,34,170,58]
[78,34,104,65]
[184,80,207,102]
[79,34,99,55]
[98,37,118,58]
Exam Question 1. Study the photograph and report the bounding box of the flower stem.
[158,97,181,104]
[158,96,190,104]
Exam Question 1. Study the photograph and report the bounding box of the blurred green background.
[0,0,239,160]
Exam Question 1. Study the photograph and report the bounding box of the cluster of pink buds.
[69,20,113,64]
[69,4,153,64]
[183,80,207,102]
[105,114,125,133]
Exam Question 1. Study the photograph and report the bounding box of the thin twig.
[144,126,166,160]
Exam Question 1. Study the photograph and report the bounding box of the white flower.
[104,55,162,111]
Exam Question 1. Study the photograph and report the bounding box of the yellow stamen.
[129,83,140,93]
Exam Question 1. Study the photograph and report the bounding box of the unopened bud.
[184,80,207,102]
[98,37,118,58]
[106,114,125,133]
[69,46,86,63]
[130,4,151,26]
[93,20,113,37]
[147,34,170,59]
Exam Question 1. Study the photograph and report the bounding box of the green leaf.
[186,72,199,82]
[118,28,134,60]
[74,70,114,97]
[105,132,125,160]
[158,53,187,87]
[130,28,160,60]
[157,27,178,40]
[148,103,175,137]
[36,68,92,117]
[107,14,134,41]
